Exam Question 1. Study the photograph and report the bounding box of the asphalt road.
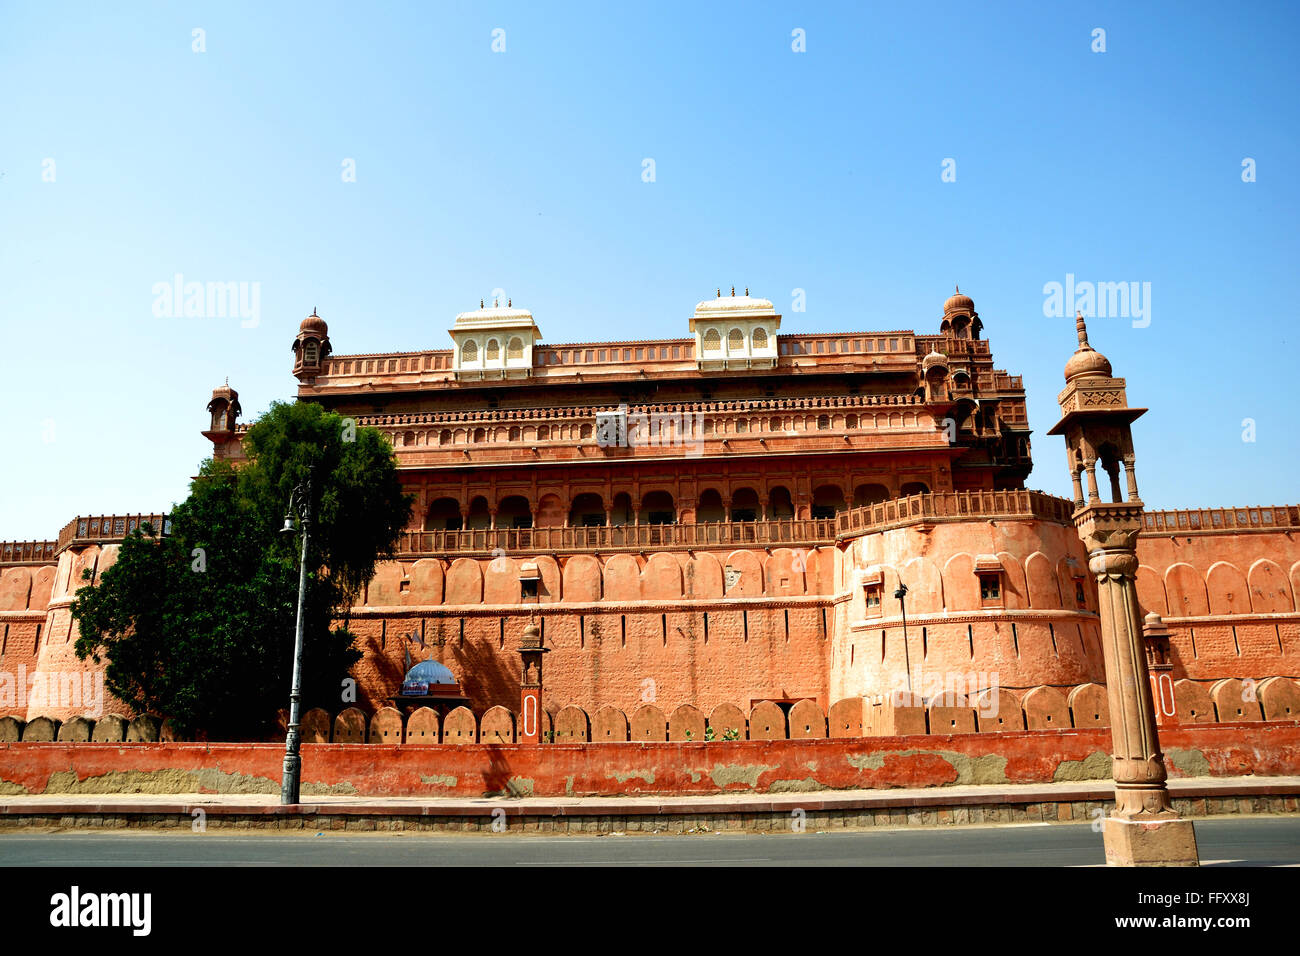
[1,817,1297,866]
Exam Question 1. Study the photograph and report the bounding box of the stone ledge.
[1,778,1295,832]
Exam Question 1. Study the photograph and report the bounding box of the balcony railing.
[835,490,1075,536]
[56,514,171,552]
[0,540,58,566]
[399,518,838,556]
[1142,505,1299,533]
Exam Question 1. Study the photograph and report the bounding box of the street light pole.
[895,583,911,699]
[280,471,312,806]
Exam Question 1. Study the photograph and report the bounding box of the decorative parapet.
[399,518,837,557]
[55,514,170,553]
[0,541,58,566]
[1140,505,1299,534]
[834,490,1076,538]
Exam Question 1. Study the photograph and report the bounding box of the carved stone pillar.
[1123,456,1140,501]
[1077,508,1198,866]
[517,620,548,745]
[1143,612,1176,728]
[1050,312,1197,866]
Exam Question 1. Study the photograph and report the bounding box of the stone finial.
[731,286,735,296]
[745,287,749,296]
[1142,611,1171,639]
[716,289,721,297]
[1076,310,1091,348]
[508,298,511,307]
[480,298,484,308]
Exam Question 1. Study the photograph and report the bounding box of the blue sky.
[1,1,1296,539]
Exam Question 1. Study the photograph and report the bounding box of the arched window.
[703,329,721,353]
[537,424,550,441]
[424,497,462,531]
[727,328,744,352]
[817,414,830,430]
[486,339,500,360]
[696,488,725,523]
[569,493,606,528]
[303,341,319,365]
[461,340,478,363]
[438,429,452,446]
[752,327,768,349]
[498,495,533,529]
[811,484,846,519]
[853,483,890,507]
[507,337,523,359]
[730,487,760,522]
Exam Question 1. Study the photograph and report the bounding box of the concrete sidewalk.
[1,776,1297,833]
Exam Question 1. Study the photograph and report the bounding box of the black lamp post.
[895,582,912,699]
[279,470,312,806]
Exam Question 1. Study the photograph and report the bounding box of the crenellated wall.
[4,499,1298,739]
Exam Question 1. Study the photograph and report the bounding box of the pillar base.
[1104,816,1199,867]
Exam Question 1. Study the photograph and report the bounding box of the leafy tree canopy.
[72,401,413,739]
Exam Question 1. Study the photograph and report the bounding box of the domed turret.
[1063,311,1113,382]
[205,380,240,434]
[921,350,949,373]
[943,287,975,318]
[940,285,982,339]
[299,311,328,336]
[292,308,332,382]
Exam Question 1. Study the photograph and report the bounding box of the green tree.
[71,401,412,739]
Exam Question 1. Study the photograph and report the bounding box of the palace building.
[2,288,1298,744]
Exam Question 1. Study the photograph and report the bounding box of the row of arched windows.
[420,482,932,531]
[390,411,931,448]
[701,327,770,353]
[460,336,525,364]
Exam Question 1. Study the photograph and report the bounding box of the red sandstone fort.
[2,288,1298,745]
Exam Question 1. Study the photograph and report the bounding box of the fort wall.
[3,502,1298,735]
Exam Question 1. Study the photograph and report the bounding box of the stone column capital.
[1088,549,1139,580]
